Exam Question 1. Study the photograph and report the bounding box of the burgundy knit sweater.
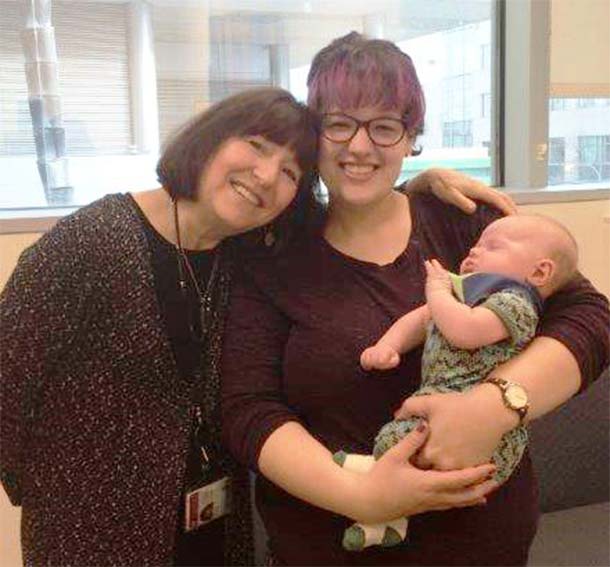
[222,193,609,566]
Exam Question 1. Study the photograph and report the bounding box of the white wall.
[520,199,610,297]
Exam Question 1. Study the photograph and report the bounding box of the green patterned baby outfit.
[375,272,541,482]
[339,272,541,551]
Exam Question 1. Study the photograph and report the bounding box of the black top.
[131,194,216,381]
[130,195,225,566]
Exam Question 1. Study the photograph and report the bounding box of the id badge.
[184,476,231,532]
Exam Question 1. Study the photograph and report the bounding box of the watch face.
[506,385,528,409]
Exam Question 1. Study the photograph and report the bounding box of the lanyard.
[192,404,212,476]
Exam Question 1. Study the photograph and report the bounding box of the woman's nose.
[346,124,375,154]
[254,156,280,187]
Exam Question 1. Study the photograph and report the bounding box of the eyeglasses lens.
[322,114,406,147]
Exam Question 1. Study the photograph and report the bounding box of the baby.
[334,214,579,551]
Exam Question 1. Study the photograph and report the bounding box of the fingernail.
[416,420,427,433]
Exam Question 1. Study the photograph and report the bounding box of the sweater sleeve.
[221,261,303,471]
[538,273,609,392]
[0,219,96,505]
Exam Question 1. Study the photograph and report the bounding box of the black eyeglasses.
[321,113,408,147]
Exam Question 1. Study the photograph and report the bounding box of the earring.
[264,225,276,247]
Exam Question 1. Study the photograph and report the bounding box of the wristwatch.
[485,376,529,425]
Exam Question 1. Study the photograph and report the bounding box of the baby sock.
[343,517,409,551]
[332,451,375,473]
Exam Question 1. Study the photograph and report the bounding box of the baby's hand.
[360,344,400,370]
[424,259,452,297]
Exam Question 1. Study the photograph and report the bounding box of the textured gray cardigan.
[0,194,253,565]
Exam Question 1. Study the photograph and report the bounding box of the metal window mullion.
[503,0,550,189]
[491,0,504,186]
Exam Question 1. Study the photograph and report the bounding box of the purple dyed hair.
[307,31,426,136]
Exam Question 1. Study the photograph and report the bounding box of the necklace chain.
[172,199,220,341]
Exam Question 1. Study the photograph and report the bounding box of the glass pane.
[398,15,495,185]
[0,0,496,211]
[548,98,610,185]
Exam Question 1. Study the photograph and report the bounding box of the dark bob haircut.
[156,87,321,252]
[307,32,426,137]
[157,87,318,201]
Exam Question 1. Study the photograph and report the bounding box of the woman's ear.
[404,135,413,157]
[407,131,422,157]
[528,258,556,287]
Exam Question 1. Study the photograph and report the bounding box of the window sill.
[0,206,79,234]
[506,183,610,205]
[0,184,609,235]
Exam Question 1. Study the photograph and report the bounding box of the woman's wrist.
[470,383,521,432]
[334,467,377,522]
[332,464,401,524]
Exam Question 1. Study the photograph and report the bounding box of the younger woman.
[222,34,609,566]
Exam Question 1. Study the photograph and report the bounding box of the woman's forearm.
[257,420,499,524]
[258,421,363,519]
[478,335,581,428]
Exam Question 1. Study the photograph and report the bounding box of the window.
[1,3,132,158]
[548,137,566,184]
[575,98,610,109]
[442,121,473,148]
[442,74,475,122]
[1,1,36,156]
[480,44,490,70]
[0,0,137,208]
[548,98,610,185]
[0,0,497,212]
[400,16,493,184]
[550,98,566,111]
[481,93,491,118]
[577,136,610,183]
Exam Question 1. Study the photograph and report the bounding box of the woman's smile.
[229,177,264,207]
[339,161,379,180]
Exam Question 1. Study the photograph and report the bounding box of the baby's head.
[460,214,578,298]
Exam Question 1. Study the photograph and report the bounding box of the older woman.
[0,87,319,566]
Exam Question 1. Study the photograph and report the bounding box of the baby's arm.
[360,305,429,370]
[425,259,509,350]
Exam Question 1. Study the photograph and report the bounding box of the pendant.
[264,229,276,247]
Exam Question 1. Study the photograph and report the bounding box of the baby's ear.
[528,258,555,287]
